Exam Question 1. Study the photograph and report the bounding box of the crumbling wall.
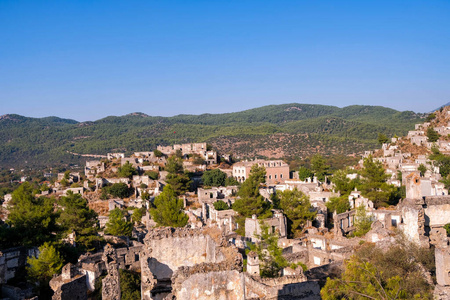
[0,247,37,284]
[423,197,450,227]
[399,204,428,246]
[244,274,320,300]
[141,227,233,300]
[170,257,243,300]
[173,270,244,300]
[50,263,88,300]
[102,244,121,300]
[144,228,221,280]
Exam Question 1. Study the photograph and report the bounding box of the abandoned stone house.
[57,172,80,183]
[157,143,207,156]
[84,160,105,178]
[233,159,290,184]
[95,177,130,189]
[197,186,237,203]
[348,189,373,210]
[62,187,84,196]
[107,152,125,160]
[245,212,288,242]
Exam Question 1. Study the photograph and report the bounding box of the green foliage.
[40,183,50,191]
[105,208,133,237]
[331,168,357,195]
[418,164,427,177]
[202,169,227,187]
[238,164,266,198]
[60,178,69,187]
[444,223,450,236]
[145,170,159,180]
[353,205,373,237]
[326,196,351,214]
[192,154,205,165]
[175,149,183,158]
[119,269,141,300]
[290,262,307,272]
[249,223,287,278]
[153,149,163,157]
[426,112,436,122]
[311,154,329,182]
[5,182,57,248]
[213,200,229,211]
[358,156,398,208]
[233,165,271,218]
[322,237,434,299]
[141,191,150,200]
[321,256,404,300]
[160,154,178,170]
[105,183,130,199]
[429,152,450,178]
[131,207,145,224]
[166,173,191,196]
[118,162,137,178]
[377,133,389,145]
[58,191,101,251]
[298,166,313,181]
[225,176,240,186]
[426,127,440,142]
[27,242,64,284]
[278,188,316,237]
[150,185,188,227]
[0,105,423,169]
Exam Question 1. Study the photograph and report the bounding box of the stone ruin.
[49,263,87,300]
[140,226,242,299]
[140,226,320,300]
[102,244,121,300]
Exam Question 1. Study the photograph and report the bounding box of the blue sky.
[1,0,449,121]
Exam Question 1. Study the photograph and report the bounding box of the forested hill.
[0,104,424,168]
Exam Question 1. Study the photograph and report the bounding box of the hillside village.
[2,108,450,299]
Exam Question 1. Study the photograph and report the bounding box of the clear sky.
[1,0,449,121]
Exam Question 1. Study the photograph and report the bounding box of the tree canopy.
[377,133,389,145]
[118,162,137,178]
[213,200,229,211]
[358,156,397,208]
[58,191,102,251]
[298,166,313,181]
[27,242,64,284]
[233,165,271,218]
[311,154,329,182]
[321,237,434,299]
[249,223,287,278]
[149,185,188,227]
[426,127,440,142]
[202,169,227,187]
[277,188,316,237]
[105,208,133,237]
[4,182,57,247]
[165,156,191,195]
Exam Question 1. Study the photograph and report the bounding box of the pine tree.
[105,208,133,237]
[149,185,188,227]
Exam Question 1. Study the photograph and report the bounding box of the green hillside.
[0,104,424,168]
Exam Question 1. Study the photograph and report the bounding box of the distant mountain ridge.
[432,102,450,112]
[0,103,425,168]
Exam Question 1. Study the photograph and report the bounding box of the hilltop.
[0,103,425,168]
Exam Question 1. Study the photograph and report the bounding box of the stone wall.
[244,275,320,300]
[0,247,37,284]
[141,227,236,300]
[50,263,88,300]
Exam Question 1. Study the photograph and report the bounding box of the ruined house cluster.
[4,118,450,299]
